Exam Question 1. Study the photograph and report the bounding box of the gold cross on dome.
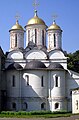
[33,0,39,10]
[52,14,58,21]
[15,13,20,22]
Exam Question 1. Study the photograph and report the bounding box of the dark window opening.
[70,91,72,96]
[28,30,30,42]
[41,103,46,110]
[24,102,28,109]
[54,34,56,47]
[42,30,44,46]
[76,100,78,110]
[41,76,44,87]
[15,34,17,47]
[55,103,59,109]
[55,76,58,87]
[35,29,37,44]
[25,75,29,86]
[12,102,16,110]
[12,75,15,87]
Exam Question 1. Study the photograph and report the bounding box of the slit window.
[41,76,44,87]
[55,76,58,87]
[35,29,37,44]
[15,34,17,47]
[24,102,28,110]
[28,30,30,42]
[12,75,16,87]
[42,30,44,45]
[70,90,72,96]
[12,102,16,110]
[53,34,56,47]
[25,75,29,86]
[76,100,78,110]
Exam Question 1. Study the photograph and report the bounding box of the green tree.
[67,50,79,73]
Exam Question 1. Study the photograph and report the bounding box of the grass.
[0,111,73,118]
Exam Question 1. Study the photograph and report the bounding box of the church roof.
[6,63,23,70]
[26,10,47,27]
[48,62,64,70]
[72,87,79,91]
[9,20,24,32]
[25,60,46,69]
[48,20,62,31]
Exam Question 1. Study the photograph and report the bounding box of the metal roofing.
[7,63,23,70]
[25,60,46,69]
[48,62,64,70]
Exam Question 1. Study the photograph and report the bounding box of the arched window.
[23,102,28,110]
[12,75,16,87]
[35,29,37,44]
[41,76,44,87]
[28,30,30,42]
[41,103,46,110]
[76,100,78,110]
[12,102,16,110]
[15,34,17,47]
[70,90,72,96]
[42,30,44,45]
[55,103,59,109]
[25,75,29,86]
[55,76,58,87]
[53,34,56,47]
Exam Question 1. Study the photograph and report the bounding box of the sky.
[0,0,79,53]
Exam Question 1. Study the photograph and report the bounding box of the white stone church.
[0,9,79,112]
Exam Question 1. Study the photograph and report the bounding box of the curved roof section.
[6,63,23,70]
[25,60,46,69]
[49,49,66,59]
[25,49,48,60]
[7,50,23,59]
[26,10,47,26]
[48,63,64,70]
[48,20,62,31]
[9,20,24,32]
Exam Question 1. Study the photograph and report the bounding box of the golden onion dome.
[48,20,61,30]
[9,20,24,32]
[27,10,46,26]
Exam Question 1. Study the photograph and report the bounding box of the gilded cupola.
[47,20,62,51]
[26,10,46,26]
[9,20,24,51]
[25,10,47,48]
[9,20,24,32]
[48,20,62,31]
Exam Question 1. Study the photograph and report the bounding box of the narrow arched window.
[12,102,16,110]
[24,102,28,110]
[25,75,29,86]
[35,29,37,44]
[28,30,30,42]
[53,34,56,47]
[55,76,58,87]
[41,103,46,110]
[41,76,44,87]
[55,103,59,109]
[15,34,17,47]
[76,100,78,110]
[70,90,72,96]
[12,75,15,87]
[42,30,44,46]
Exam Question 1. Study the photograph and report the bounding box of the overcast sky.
[0,0,79,53]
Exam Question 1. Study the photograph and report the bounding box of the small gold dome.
[48,21,61,30]
[9,20,24,31]
[27,10,46,26]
